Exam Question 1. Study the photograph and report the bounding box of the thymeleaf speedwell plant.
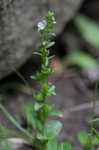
[0,11,73,150]
[27,11,63,150]
[28,11,73,150]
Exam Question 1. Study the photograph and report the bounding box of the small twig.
[62,101,99,118]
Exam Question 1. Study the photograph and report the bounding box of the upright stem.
[90,82,98,150]
[33,11,56,150]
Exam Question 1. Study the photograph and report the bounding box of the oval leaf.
[34,102,44,111]
[77,131,90,147]
[68,51,97,69]
[44,120,62,139]
[74,15,99,48]
[46,42,55,48]
[48,110,63,118]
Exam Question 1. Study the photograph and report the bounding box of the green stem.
[14,69,35,99]
[0,104,34,139]
[90,82,98,150]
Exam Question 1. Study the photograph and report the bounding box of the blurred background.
[1,0,99,149]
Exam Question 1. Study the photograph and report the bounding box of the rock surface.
[8,138,33,150]
[0,0,84,79]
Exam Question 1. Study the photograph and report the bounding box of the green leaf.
[34,102,44,111]
[49,26,54,32]
[30,73,43,80]
[42,83,56,97]
[46,42,55,48]
[31,70,53,81]
[33,52,42,56]
[91,118,99,123]
[41,67,55,77]
[93,128,99,139]
[34,92,44,101]
[58,142,73,150]
[42,41,47,46]
[48,110,63,118]
[46,85,56,97]
[74,15,99,48]
[24,104,43,131]
[47,139,58,150]
[37,133,47,140]
[45,57,48,66]
[46,11,56,24]
[48,55,55,60]
[48,85,55,92]
[49,33,56,37]
[44,120,62,139]
[77,131,90,147]
[68,51,97,69]
[30,75,36,80]
[93,136,99,145]
[24,104,37,127]
[24,104,36,128]
[44,104,54,113]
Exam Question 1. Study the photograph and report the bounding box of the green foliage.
[0,120,17,150]
[78,131,91,147]
[68,51,97,69]
[48,109,63,118]
[26,11,65,149]
[0,139,11,150]
[74,15,99,48]
[78,130,99,148]
[44,120,62,139]
[67,14,99,70]
[93,128,99,141]
[58,142,73,150]
[77,83,99,150]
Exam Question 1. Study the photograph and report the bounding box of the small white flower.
[37,20,47,31]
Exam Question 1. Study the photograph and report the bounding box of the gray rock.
[0,138,33,150]
[0,0,84,79]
